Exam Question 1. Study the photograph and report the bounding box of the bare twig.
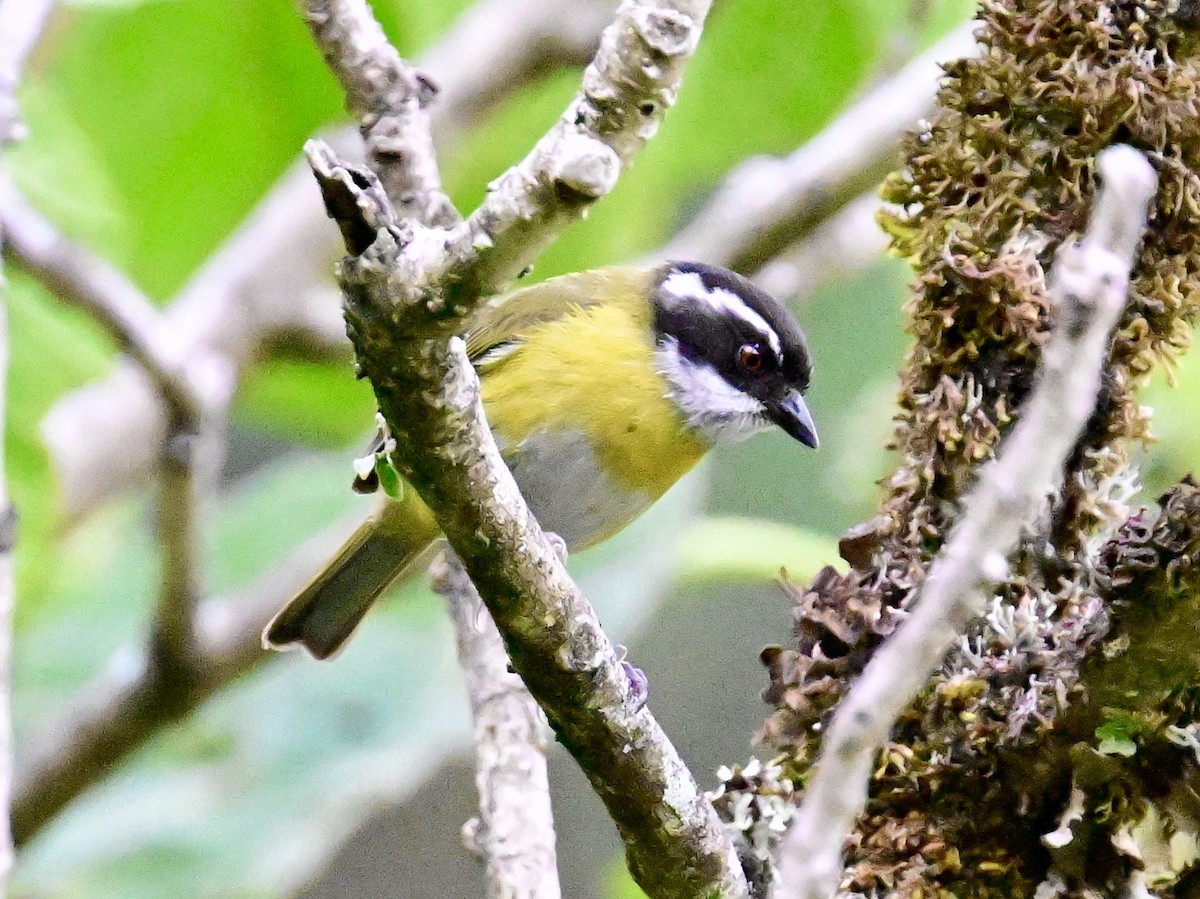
[777,145,1157,899]
[434,552,561,899]
[0,176,202,426]
[659,21,979,273]
[11,513,361,844]
[750,192,890,303]
[41,0,613,519]
[299,0,458,227]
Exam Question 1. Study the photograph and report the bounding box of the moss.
[761,2,1200,894]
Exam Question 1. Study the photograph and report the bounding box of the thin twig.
[433,552,561,899]
[776,145,1157,899]
[0,176,201,427]
[298,0,459,227]
[659,21,978,273]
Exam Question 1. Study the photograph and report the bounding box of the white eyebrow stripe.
[661,270,782,357]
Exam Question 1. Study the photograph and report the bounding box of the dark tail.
[263,496,439,659]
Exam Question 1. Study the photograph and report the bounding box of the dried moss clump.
[761,2,1200,895]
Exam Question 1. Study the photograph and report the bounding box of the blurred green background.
[8,0,1198,896]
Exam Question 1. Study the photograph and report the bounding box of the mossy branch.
[763,3,1200,895]
[779,144,1156,899]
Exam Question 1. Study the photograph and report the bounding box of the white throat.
[655,337,771,445]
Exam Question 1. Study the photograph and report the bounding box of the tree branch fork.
[308,140,747,897]
[298,0,751,896]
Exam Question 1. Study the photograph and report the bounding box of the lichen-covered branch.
[298,0,459,227]
[449,0,713,294]
[434,552,561,899]
[779,144,1156,899]
[300,0,746,894]
[308,144,745,898]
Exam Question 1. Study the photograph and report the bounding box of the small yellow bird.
[264,261,818,658]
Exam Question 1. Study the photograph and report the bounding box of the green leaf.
[675,517,838,586]
[1096,715,1142,757]
[375,455,403,499]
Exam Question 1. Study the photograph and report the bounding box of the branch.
[0,174,212,711]
[448,0,712,294]
[8,0,619,841]
[659,21,979,273]
[420,0,612,145]
[777,145,1157,899]
[299,0,459,227]
[0,176,202,427]
[314,159,743,895]
[433,552,561,899]
[300,0,758,891]
[41,8,964,515]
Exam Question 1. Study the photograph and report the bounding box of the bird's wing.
[465,268,651,363]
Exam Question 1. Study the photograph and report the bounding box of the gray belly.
[500,429,650,550]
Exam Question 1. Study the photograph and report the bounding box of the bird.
[263,260,818,659]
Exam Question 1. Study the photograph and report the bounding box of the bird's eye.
[738,343,764,373]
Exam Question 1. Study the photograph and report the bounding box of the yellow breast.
[478,296,710,546]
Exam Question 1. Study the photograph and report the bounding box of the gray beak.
[768,391,819,449]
